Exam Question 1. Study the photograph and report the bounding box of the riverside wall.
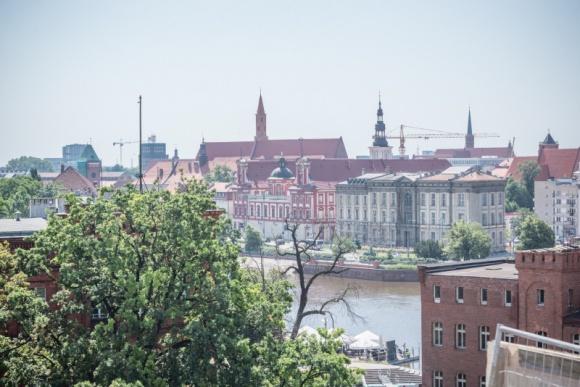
[301,262,418,282]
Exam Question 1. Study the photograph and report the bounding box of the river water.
[287,274,421,353]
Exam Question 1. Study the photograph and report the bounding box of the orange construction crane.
[113,139,139,167]
[383,125,500,159]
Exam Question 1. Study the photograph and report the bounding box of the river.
[287,273,421,355]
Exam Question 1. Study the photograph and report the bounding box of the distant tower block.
[369,95,393,159]
[255,92,268,141]
[465,108,475,149]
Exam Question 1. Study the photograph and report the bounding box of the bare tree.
[278,220,364,339]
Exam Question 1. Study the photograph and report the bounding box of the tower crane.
[383,125,500,159]
[113,139,139,167]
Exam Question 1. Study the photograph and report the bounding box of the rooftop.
[0,217,47,238]
[420,258,518,279]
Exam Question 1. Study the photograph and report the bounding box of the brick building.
[419,246,580,387]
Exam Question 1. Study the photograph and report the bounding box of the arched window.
[256,205,260,218]
[279,206,283,218]
[271,206,275,219]
[404,193,412,206]
[264,205,268,218]
[250,205,254,217]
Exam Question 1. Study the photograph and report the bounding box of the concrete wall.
[302,263,418,282]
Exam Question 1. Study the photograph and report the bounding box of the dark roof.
[542,132,557,145]
[269,157,294,179]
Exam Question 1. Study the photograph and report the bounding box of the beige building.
[336,166,507,252]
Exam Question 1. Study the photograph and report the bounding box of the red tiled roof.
[195,138,348,162]
[142,159,205,191]
[244,158,451,184]
[53,167,98,196]
[503,156,538,181]
[434,147,512,159]
[537,148,580,179]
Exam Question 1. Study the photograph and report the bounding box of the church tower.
[465,108,475,148]
[538,132,559,157]
[369,95,393,159]
[255,93,268,141]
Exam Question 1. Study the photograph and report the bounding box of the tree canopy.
[415,239,443,260]
[444,220,492,260]
[1,179,361,386]
[204,164,234,183]
[517,160,541,198]
[244,224,264,253]
[505,177,533,211]
[518,216,555,250]
[5,156,53,172]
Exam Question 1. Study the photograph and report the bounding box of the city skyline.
[1,1,579,167]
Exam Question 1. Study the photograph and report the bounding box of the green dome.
[269,156,294,179]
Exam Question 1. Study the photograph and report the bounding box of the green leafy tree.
[0,175,43,218]
[518,160,541,198]
[511,207,535,239]
[5,156,53,172]
[518,216,555,250]
[444,220,492,261]
[245,224,264,252]
[30,167,42,181]
[204,164,234,183]
[414,240,443,260]
[505,177,533,210]
[1,180,362,385]
[331,236,355,256]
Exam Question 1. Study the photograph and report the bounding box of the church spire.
[372,94,388,147]
[255,92,268,141]
[465,106,474,148]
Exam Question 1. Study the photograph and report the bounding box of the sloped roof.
[195,141,255,161]
[53,167,98,196]
[0,218,47,237]
[142,159,205,191]
[79,144,100,161]
[502,156,538,181]
[542,133,557,145]
[434,147,512,159]
[243,158,451,184]
[537,148,580,179]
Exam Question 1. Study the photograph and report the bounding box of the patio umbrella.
[354,330,380,343]
[350,337,381,350]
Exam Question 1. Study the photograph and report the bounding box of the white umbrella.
[350,337,380,350]
[354,330,380,343]
[298,325,321,338]
[328,328,356,345]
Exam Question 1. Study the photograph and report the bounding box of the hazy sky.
[1,1,579,167]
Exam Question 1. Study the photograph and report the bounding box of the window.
[498,192,503,205]
[482,214,487,226]
[421,212,426,225]
[569,289,574,308]
[573,334,580,346]
[491,193,495,206]
[431,212,436,225]
[91,302,109,319]
[363,196,367,205]
[434,285,441,303]
[536,331,547,348]
[458,193,465,207]
[347,209,351,219]
[347,195,351,205]
[479,376,486,387]
[503,333,515,343]
[538,289,545,306]
[421,193,426,206]
[481,288,487,305]
[355,209,359,220]
[372,193,377,205]
[431,193,436,206]
[382,193,386,205]
[363,210,367,220]
[431,232,436,240]
[482,194,487,206]
[373,210,377,222]
[33,287,46,301]
[491,213,495,225]
[250,205,254,217]
[456,324,466,348]
[505,290,512,306]
[456,287,464,303]
[391,193,396,206]
[382,210,386,223]
[404,193,412,207]
[457,373,466,387]
[441,194,446,206]
[458,213,464,221]
[499,231,503,244]
[433,322,443,346]
[318,193,323,204]
[433,371,443,387]
[480,326,490,350]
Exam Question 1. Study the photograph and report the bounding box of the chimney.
[15,211,21,221]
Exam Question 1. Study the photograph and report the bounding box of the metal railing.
[489,324,580,386]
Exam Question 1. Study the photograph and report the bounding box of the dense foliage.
[505,177,533,211]
[244,224,264,252]
[414,239,443,260]
[517,160,541,198]
[5,156,54,172]
[517,216,555,250]
[444,220,492,260]
[204,164,234,183]
[1,179,360,386]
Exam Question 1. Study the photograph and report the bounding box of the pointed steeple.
[542,132,557,145]
[255,92,268,141]
[465,107,474,148]
[467,107,473,135]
